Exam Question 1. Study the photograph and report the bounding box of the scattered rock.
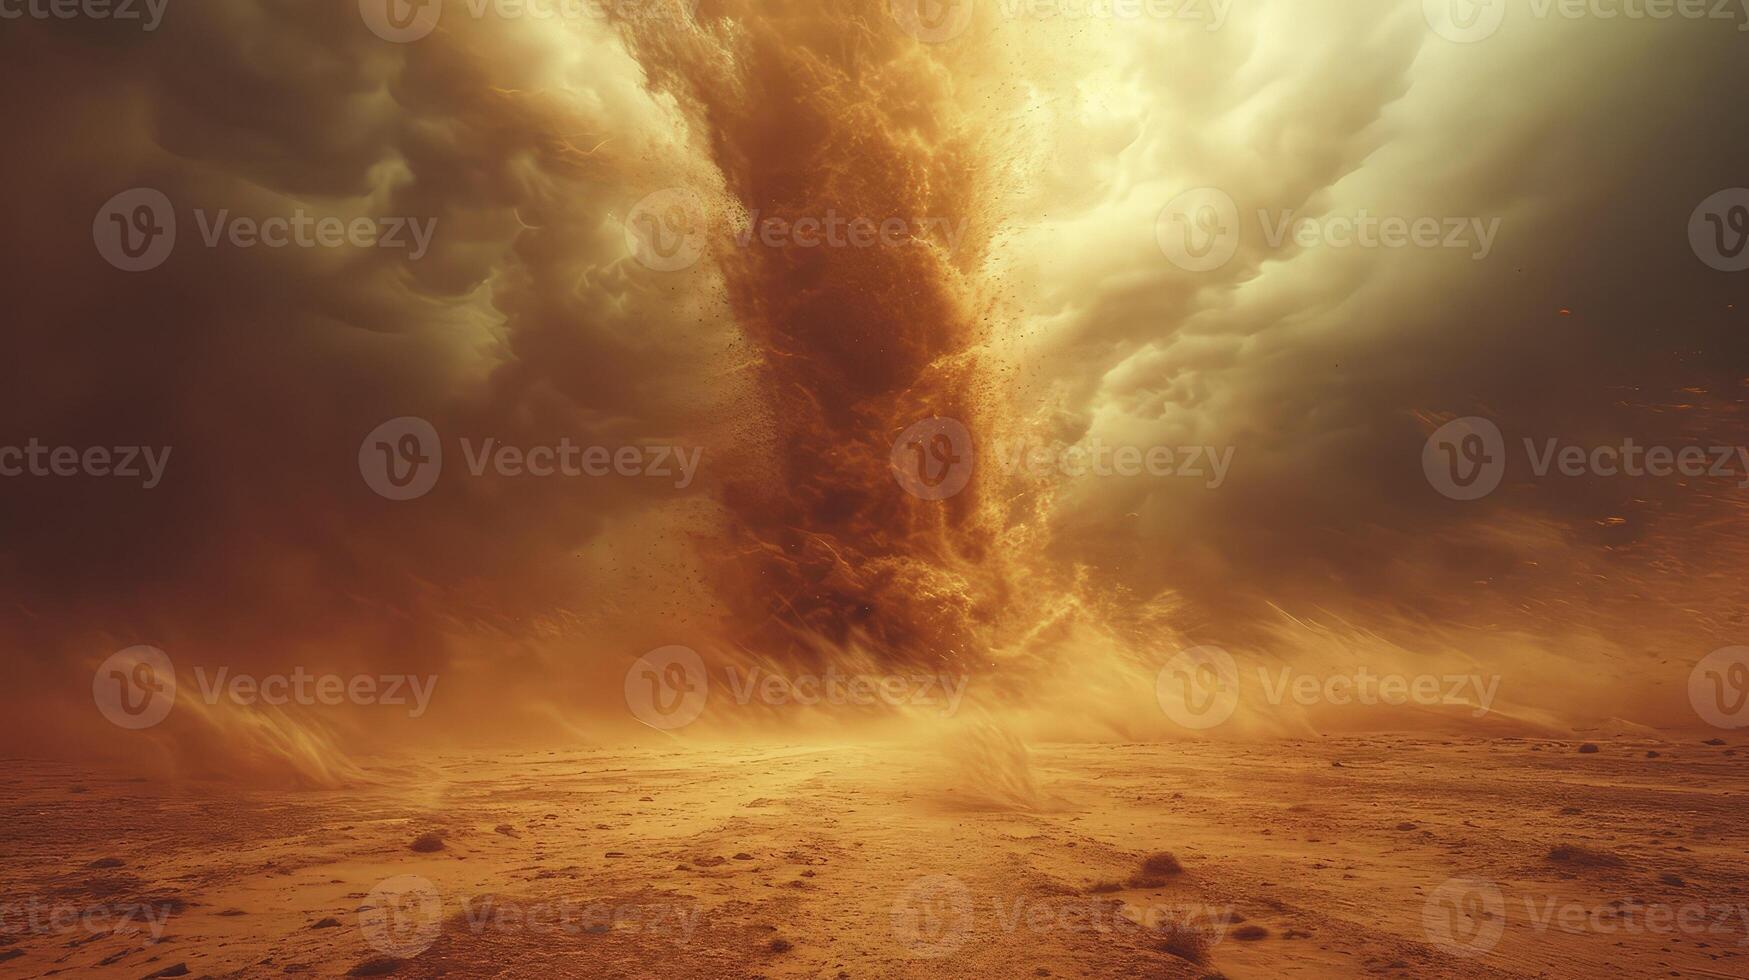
[141,965,190,979]
[694,856,726,867]
[733,853,754,861]
[87,857,125,869]
[1395,822,1418,831]
[768,938,793,953]
[1547,844,1625,868]
[494,825,518,838]
[310,917,341,929]
[1140,852,1184,876]
[1577,744,1600,754]
[1153,921,1211,965]
[1704,738,1727,746]
[1232,925,1270,941]
[409,833,445,853]
[346,959,403,977]
[1658,873,1686,887]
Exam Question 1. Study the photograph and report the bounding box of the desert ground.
[2,736,1746,979]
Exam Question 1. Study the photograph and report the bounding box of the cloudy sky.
[2,0,1745,781]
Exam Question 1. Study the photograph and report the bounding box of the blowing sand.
[2,737,1746,978]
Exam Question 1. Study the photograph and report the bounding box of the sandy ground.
[2,736,1747,979]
